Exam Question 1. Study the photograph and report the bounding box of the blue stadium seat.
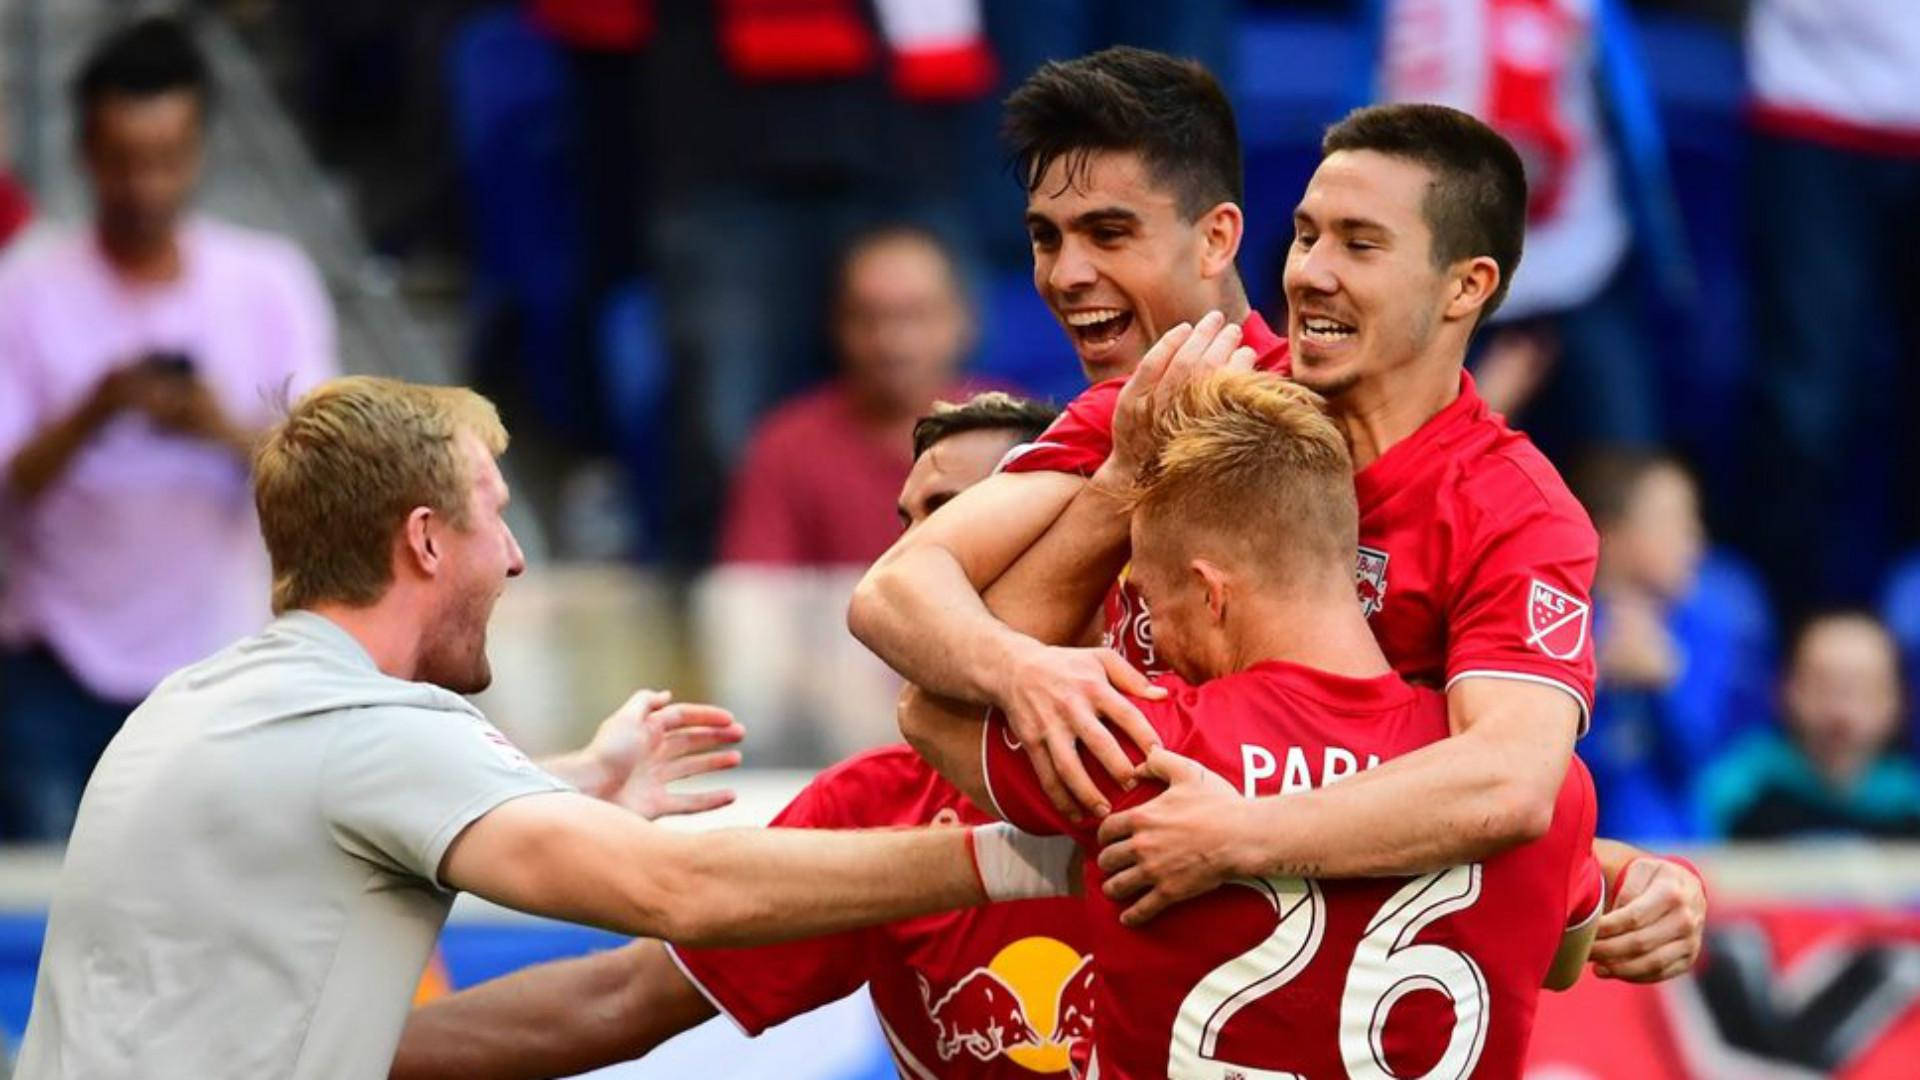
[974,273,1086,405]
[1879,552,1920,753]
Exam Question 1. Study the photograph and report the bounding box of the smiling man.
[851,52,1705,985]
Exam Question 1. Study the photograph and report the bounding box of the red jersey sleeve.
[666,769,882,1035]
[1445,465,1600,727]
[998,378,1125,478]
[980,703,1159,843]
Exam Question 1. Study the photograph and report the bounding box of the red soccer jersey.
[668,745,1096,1078]
[981,664,1604,1080]
[1004,360,1599,723]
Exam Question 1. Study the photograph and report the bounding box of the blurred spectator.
[1380,0,1687,461]
[1575,448,1776,841]
[698,390,1057,766]
[719,225,980,567]
[645,0,998,565]
[0,18,336,841]
[1742,0,1920,618]
[1698,611,1920,840]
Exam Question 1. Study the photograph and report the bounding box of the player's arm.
[897,685,994,811]
[1586,838,1708,982]
[1097,679,1578,923]
[440,793,1074,948]
[849,467,1087,702]
[389,939,713,1080]
[1545,916,1600,991]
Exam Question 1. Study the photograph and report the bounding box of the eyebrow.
[1294,207,1393,236]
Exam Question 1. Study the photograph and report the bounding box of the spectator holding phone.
[0,17,335,841]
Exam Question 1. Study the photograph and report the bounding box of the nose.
[505,525,526,579]
[1287,237,1339,298]
[1046,236,1099,297]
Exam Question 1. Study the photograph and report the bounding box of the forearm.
[6,397,111,500]
[1234,724,1569,879]
[851,543,1036,702]
[663,825,989,947]
[1592,837,1645,891]
[390,940,712,1080]
[981,465,1134,646]
[898,685,992,810]
[535,750,612,801]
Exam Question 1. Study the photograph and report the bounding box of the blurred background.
[3,0,1920,1076]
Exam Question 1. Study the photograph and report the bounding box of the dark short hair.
[912,392,1060,461]
[1322,104,1527,322]
[1568,447,1690,531]
[72,16,214,135]
[1003,46,1242,221]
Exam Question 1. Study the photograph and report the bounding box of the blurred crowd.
[2,0,1919,848]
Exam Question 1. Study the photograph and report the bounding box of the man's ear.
[1191,558,1231,623]
[1197,201,1245,281]
[1445,255,1502,324]
[399,506,439,579]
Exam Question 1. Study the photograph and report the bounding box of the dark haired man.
[0,15,335,840]
[851,52,1705,985]
[390,392,1100,1080]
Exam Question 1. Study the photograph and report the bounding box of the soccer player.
[17,379,1074,1080]
[391,392,1091,1080]
[849,49,1704,983]
[903,370,1602,1077]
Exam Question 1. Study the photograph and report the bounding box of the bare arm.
[849,468,1086,701]
[1096,679,1578,923]
[898,685,993,812]
[390,939,713,1080]
[1545,918,1599,992]
[439,792,1067,948]
[7,374,124,500]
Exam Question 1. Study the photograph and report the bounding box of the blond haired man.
[901,372,1603,1077]
[18,377,1075,1080]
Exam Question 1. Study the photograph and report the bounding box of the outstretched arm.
[439,793,1075,948]
[390,940,713,1080]
[1097,679,1578,924]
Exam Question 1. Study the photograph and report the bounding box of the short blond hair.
[253,376,508,614]
[1131,370,1355,577]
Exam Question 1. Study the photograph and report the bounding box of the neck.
[1225,579,1392,679]
[307,600,428,683]
[1331,349,1463,472]
[99,225,183,284]
[1216,276,1253,325]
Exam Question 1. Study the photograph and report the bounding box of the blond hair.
[1131,370,1355,578]
[253,376,508,614]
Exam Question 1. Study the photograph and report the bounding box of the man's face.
[82,90,203,252]
[1786,618,1902,789]
[1285,150,1453,399]
[1610,464,1705,601]
[1026,151,1214,384]
[897,427,1023,531]
[418,433,526,695]
[837,237,971,415]
[1126,515,1228,684]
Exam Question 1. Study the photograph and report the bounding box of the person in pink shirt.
[0,16,336,840]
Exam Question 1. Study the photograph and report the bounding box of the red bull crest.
[918,937,1094,1074]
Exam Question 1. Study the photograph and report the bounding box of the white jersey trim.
[1566,873,1608,934]
[1445,669,1592,735]
[979,707,1013,823]
[663,942,754,1037]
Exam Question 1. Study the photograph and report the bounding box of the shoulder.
[1452,430,1596,551]
[779,743,961,828]
[0,226,89,300]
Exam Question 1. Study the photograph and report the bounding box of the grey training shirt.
[16,611,571,1079]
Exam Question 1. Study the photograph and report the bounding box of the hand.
[579,689,745,819]
[1095,747,1247,925]
[128,370,245,447]
[1105,311,1261,483]
[998,643,1166,819]
[1589,857,1707,981]
[1598,593,1679,690]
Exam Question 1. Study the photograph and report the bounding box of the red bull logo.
[919,937,1094,1073]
